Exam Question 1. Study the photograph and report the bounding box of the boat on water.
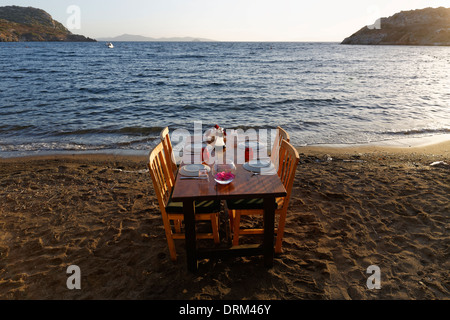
[106,42,114,48]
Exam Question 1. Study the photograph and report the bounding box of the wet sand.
[0,140,449,299]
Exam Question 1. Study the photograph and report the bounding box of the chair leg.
[274,215,286,254]
[174,219,182,233]
[232,210,241,246]
[225,202,234,232]
[165,232,178,262]
[211,213,220,244]
[161,215,178,262]
[274,237,283,254]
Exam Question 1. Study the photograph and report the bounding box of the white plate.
[183,164,207,173]
[238,141,265,150]
[243,162,276,174]
[179,164,210,177]
[248,158,271,168]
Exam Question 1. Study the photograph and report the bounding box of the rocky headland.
[0,6,96,42]
[342,7,450,46]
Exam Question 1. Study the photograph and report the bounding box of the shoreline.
[1,134,449,161]
[303,133,450,148]
[298,135,450,158]
[0,134,450,162]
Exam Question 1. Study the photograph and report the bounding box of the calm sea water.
[1,42,449,157]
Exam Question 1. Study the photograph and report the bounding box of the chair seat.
[166,199,221,214]
[226,198,282,210]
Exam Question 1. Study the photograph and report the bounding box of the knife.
[179,176,208,180]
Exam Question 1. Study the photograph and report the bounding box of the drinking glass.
[198,168,209,181]
[213,159,236,184]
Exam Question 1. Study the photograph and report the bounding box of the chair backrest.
[277,139,299,209]
[148,142,173,209]
[160,127,177,186]
[270,126,290,163]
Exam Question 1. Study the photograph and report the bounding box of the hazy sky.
[1,0,449,41]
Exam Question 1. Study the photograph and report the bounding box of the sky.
[1,0,449,41]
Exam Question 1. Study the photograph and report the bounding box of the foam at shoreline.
[298,134,450,157]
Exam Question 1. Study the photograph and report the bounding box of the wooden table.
[171,146,287,272]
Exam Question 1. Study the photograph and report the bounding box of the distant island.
[0,6,95,42]
[98,33,216,42]
[342,7,450,46]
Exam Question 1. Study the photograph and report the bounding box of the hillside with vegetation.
[342,7,450,46]
[0,6,95,42]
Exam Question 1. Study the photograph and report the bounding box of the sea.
[0,41,449,157]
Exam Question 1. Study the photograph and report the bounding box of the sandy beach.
[0,140,449,300]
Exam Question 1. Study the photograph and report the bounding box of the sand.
[0,140,449,300]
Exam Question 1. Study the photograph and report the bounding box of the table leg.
[263,197,275,268]
[183,200,198,272]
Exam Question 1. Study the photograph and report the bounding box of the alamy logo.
[66,5,81,30]
[366,265,381,289]
[66,265,81,289]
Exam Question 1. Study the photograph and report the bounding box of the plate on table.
[238,141,265,150]
[183,164,208,172]
[179,164,210,177]
[243,162,276,174]
[248,158,271,168]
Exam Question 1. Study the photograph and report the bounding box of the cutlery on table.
[179,176,208,180]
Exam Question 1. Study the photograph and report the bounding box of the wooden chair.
[160,127,184,232]
[160,127,177,186]
[148,142,220,262]
[270,126,290,164]
[227,139,299,254]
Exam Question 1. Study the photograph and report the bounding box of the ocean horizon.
[1,41,449,157]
